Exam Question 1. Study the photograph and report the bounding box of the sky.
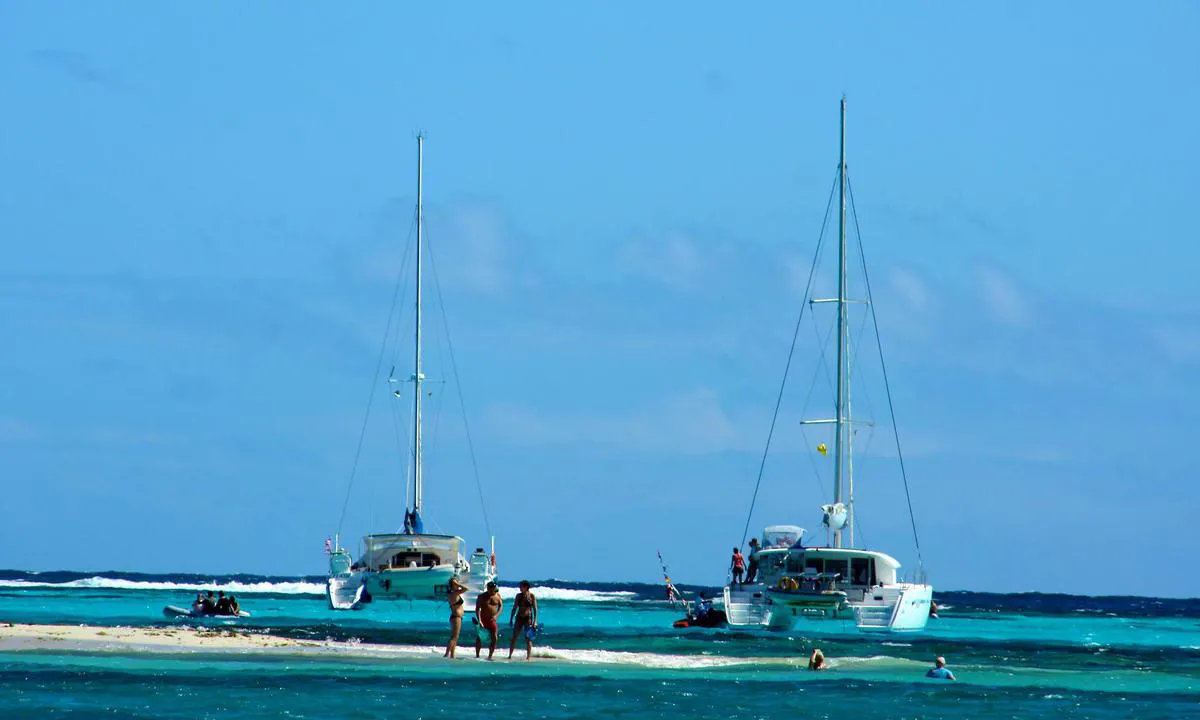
[1,2,1198,597]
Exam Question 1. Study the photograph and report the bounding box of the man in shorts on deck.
[474,581,503,660]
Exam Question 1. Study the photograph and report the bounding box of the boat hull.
[327,565,496,608]
[723,582,933,633]
[367,565,458,599]
[163,606,250,620]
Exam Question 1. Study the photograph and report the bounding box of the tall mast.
[412,133,425,521]
[833,96,848,549]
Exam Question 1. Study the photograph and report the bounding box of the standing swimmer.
[443,577,469,658]
[474,581,503,660]
[508,580,539,660]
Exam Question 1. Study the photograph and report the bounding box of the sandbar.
[0,622,414,657]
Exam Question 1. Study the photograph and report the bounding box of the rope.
[336,211,418,539]
[798,318,836,501]
[846,174,924,570]
[739,170,840,547]
[425,232,494,541]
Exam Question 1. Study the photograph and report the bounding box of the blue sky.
[1,2,1197,596]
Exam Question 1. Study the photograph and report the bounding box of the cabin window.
[824,559,849,580]
[804,557,823,574]
[851,557,873,585]
[786,554,805,573]
[391,552,440,567]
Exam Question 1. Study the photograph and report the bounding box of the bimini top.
[761,525,805,549]
[362,533,465,554]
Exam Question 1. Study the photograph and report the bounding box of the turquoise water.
[1,572,1197,719]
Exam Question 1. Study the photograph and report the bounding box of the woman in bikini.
[443,577,469,658]
[508,580,539,660]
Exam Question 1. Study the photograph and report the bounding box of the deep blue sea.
[1,570,1197,719]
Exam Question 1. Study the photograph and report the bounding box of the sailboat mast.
[833,97,849,549]
[412,134,425,519]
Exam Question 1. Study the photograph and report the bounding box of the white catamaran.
[326,135,496,610]
[723,98,933,633]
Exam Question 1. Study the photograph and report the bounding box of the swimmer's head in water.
[519,580,530,589]
[935,656,946,668]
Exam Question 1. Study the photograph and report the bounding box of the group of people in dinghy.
[191,590,242,616]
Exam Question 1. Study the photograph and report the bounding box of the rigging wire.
[425,229,494,541]
[847,173,924,570]
[739,170,840,547]
[798,318,837,500]
[335,212,419,540]
[388,384,411,525]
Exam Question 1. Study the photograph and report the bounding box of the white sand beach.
[0,622,792,670]
[0,622,321,652]
[0,622,462,660]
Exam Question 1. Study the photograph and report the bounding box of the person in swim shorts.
[474,581,503,660]
[508,580,539,660]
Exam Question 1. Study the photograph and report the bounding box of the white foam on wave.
[535,646,795,669]
[329,642,795,670]
[496,585,637,603]
[0,578,325,596]
[1,578,636,603]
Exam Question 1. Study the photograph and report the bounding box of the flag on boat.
[657,550,683,606]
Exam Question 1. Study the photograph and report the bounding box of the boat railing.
[902,568,929,586]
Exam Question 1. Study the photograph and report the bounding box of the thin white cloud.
[889,267,930,312]
[0,417,40,444]
[480,389,765,455]
[1152,325,1200,365]
[616,233,705,291]
[975,263,1033,328]
[437,204,512,296]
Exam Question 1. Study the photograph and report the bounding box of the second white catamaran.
[723,98,933,633]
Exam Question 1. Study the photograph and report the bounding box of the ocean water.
[1,571,1197,719]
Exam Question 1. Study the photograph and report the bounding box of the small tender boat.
[162,605,251,619]
[672,608,727,629]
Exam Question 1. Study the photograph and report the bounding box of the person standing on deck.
[745,538,761,584]
[730,547,745,587]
